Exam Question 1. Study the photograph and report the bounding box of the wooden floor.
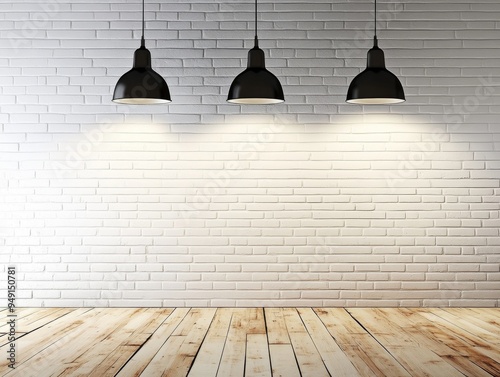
[0,308,499,376]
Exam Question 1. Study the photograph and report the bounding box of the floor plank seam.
[213,310,234,377]
[113,308,188,377]
[261,308,274,377]
[344,308,417,377]
[0,309,82,348]
[280,309,303,377]
[112,328,155,376]
[295,308,332,377]
[185,308,221,377]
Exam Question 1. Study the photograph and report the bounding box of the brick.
[1,1,499,308]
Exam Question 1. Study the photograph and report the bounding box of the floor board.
[0,308,498,377]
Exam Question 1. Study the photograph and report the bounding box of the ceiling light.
[112,0,171,104]
[346,0,405,105]
[227,0,284,105]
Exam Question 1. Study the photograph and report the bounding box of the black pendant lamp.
[113,0,171,104]
[346,0,405,104]
[227,0,284,104]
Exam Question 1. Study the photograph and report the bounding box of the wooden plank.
[59,308,173,377]
[438,309,500,344]
[391,347,465,377]
[264,308,290,345]
[348,309,471,377]
[264,308,301,377]
[216,308,252,377]
[347,308,416,347]
[246,308,266,334]
[413,309,500,376]
[475,309,500,321]
[115,308,190,377]
[140,308,217,377]
[46,308,146,375]
[1,309,144,377]
[138,335,185,376]
[442,355,495,377]
[315,308,411,377]
[298,308,360,377]
[282,308,330,377]
[473,346,500,370]
[171,308,214,336]
[269,344,300,377]
[377,308,497,377]
[18,308,75,333]
[466,309,500,329]
[418,308,500,352]
[448,308,500,336]
[0,308,40,332]
[0,307,66,341]
[89,345,138,377]
[0,308,94,375]
[246,334,272,377]
[0,334,17,349]
[188,308,234,377]
[0,308,38,325]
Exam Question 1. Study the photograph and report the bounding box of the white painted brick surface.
[0,0,499,307]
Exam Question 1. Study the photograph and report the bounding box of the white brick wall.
[0,0,499,307]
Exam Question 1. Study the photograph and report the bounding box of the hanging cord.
[141,0,145,47]
[373,0,378,46]
[254,0,259,47]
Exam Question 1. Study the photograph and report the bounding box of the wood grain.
[0,308,497,377]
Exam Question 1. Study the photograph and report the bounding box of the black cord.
[141,0,145,46]
[255,0,258,37]
[374,0,378,46]
[254,0,259,46]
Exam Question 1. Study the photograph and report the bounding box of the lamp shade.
[113,45,171,104]
[346,42,405,105]
[227,45,284,104]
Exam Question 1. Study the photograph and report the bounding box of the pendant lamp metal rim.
[346,98,405,105]
[227,98,285,105]
[112,98,172,104]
